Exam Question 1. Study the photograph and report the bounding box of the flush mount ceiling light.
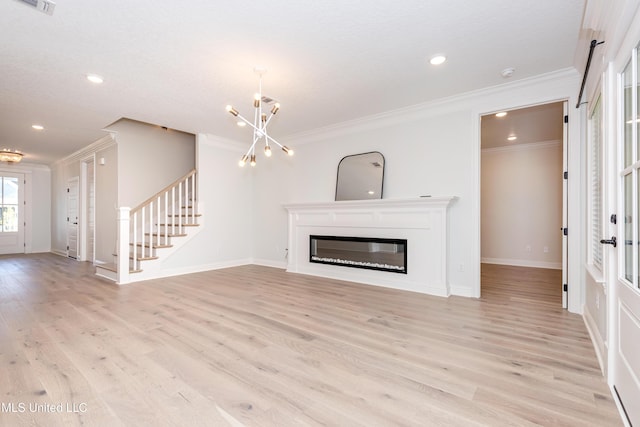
[0,149,24,163]
[31,124,44,130]
[495,111,508,118]
[226,68,293,167]
[429,55,447,65]
[507,135,517,141]
[86,74,104,84]
[501,67,515,78]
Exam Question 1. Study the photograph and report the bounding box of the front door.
[611,49,640,426]
[0,173,24,255]
[67,176,79,259]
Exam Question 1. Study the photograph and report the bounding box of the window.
[0,176,19,233]
[620,46,640,289]
[589,95,604,270]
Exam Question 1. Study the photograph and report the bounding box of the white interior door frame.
[67,176,79,259]
[79,156,96,263]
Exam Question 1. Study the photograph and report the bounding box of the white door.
[611,50,640,426]
[67,177,79,259]
[0,173,25,255]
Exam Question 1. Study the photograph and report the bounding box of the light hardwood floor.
[0,255,622,426]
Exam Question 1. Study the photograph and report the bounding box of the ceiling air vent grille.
[16,0,56,15]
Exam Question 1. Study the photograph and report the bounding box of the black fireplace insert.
[309,235,407,274]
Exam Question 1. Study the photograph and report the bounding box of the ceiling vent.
[16,0,56,15]
[261,95,277,105]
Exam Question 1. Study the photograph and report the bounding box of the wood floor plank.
[0,254,623,426]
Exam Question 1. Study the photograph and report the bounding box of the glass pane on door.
[2,177,18,204]
[625,173,634,283]
[624,60,634,167]
[0,177,19,233]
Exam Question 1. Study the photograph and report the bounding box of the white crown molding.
[280,68,579,146]
[481,140,561,154]
[54,133,115,166]
[198,133,246,153]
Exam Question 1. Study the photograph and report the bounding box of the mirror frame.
[335,151,385,201]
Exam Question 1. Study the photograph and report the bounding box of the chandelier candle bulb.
[264,145,272,157]
[271,103,280,115]
[239,154,249,167]
[226,105,239,116]
[254,94,260,108]
[250,154,257,166]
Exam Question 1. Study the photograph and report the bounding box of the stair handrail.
[130,169,197,214]
[117,168,198,284]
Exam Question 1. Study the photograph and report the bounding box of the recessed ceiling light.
[495,112,507,118]
[367,190,375,195]
[31,124,44,130]
[237,121,246,127]
[429,55,447,66]
[86,74,104,84]
[507,135,517,141]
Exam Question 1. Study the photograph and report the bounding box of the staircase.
[96,169,202,284]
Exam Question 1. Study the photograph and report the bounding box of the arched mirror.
[335,151,385,201]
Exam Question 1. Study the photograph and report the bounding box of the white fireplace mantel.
[283,197,457,297]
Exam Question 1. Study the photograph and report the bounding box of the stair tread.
[157,223,199,227]
[130,243,173,249]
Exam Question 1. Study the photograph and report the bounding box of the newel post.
[117,207,131,285]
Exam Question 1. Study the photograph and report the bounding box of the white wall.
[157,134,254,274]
[249,69,581,305]
[107,119,195,208]
[94,144,118,263]
[481,141,563,269]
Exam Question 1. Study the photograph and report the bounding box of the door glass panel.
[0,177,19,233]
[1,206,18,232]
[624,60,634,167]
[625,173,634,283]
[3,177,18,204]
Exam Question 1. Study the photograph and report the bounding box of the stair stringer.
[122,214,205,283]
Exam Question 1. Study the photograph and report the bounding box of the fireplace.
[283,197,456,296]
[310,235,407,273]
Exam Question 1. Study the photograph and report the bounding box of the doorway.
[67,176,79,259]
[0,172,25,255]
[480,101,567,306]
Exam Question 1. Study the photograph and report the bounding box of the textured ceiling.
[0,0,586,164]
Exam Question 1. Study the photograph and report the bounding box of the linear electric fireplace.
[310,235,407,274]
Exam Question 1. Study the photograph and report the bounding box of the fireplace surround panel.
[284,197,456,297]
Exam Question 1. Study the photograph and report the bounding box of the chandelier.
[226,68,293,167]
[0,149,23,163]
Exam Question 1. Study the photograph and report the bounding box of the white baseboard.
[252,258,287,269]
[481,257,562,270]
[583,305,607,376]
